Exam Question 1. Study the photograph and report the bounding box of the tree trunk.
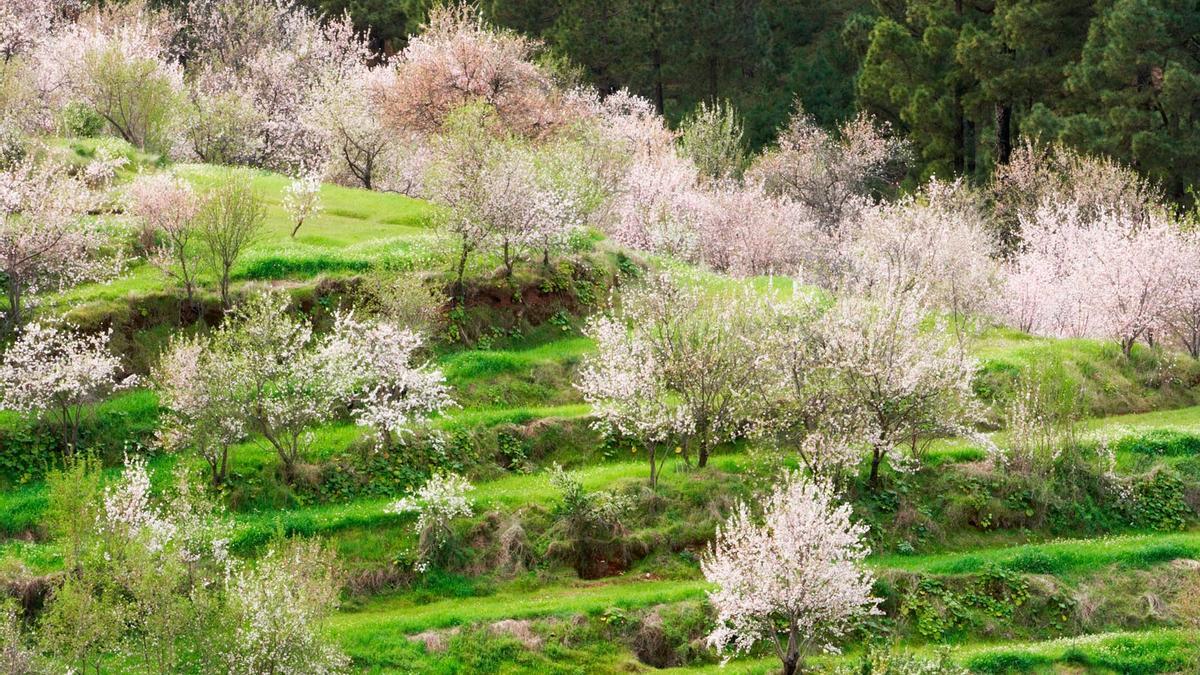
[995,103,1013,165]
[953,87,965,175]
[869,445,884,487]
[965,118,977,177]
[454,242,471,306]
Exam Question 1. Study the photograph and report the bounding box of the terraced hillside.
[1,142,1200,674]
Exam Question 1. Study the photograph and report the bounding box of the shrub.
[389,472,475,572]
[546,464,632,578]
[1129,468,1191,531]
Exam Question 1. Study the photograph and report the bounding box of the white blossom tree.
[824,287,981,486]
[156,292,451,481]
[223,541,348,674]
[319,311,454,446]
[0,323,135,457]
[282,172,322,238]
[749,108,907,232]
[578,274,771,477]
[754,293,865,480]
[703,472,879,675]
[578,313,690,488]
[388,472,474,571]
[154,334,245,487]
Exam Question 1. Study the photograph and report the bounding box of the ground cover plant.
[1,1,1200,674]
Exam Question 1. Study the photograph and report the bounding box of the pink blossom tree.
[154,334,244,487]
[383,5,577,140]
[0,323,135,457]
[1004,201,1184,355]
[848,178,1001,319]
[991,142,1162,255]
[0,158,123,333]
[703,472,878,675]
[181,0,368,172]
[1165,231,1200,358]
[749,107,907,232]
[127,173,202,307]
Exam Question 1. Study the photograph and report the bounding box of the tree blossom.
[154,335,245,487]
[37,4,185,153]
[847,178,1001,318]
[694,182,815,277]
[388,472,474,571]
[606,151,705,262]
[823,287,981,485]
[703,472,878,675]
[282,172,322,238]
[1164,231,1200,358]
[578,274,773,478]
[1005,200,1184,354]
[128,172,203,305]
[587,89,677,159]
[312,63,405,191]
[181,0,369,172]
[101,454,176,554]
[753,293,866,479]
[749,108,907,232]
[157,292,453,481]
[383,4,578,140]
[319,312,453,445]
[991,142,1162,255]
[0,322,135,457]
[223,541,348,674]
[0,157,124,332]
[0,0,59,62]
[578,313,691,488]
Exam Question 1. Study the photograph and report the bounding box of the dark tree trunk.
[995,103,1013,165]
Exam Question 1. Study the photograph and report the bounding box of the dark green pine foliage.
[1024,0,1200,197]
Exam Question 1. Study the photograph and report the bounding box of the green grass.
[333,577,710,668]
[875,530,1200,576]
[48,164,441,312]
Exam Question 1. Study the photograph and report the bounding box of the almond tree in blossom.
[282,172,322,238]
[313,63,404,191]
[127,172,202,307]
[1005,200,1183,355]
[750,107,907,232]
[0,158,123,333]
[753,293,865,480]
[578,274,771,476]
[991,142,1162,255]
[37,4,184,153]
[0,323,135,457]
[383,4,577,140]
[156,292,451,481]
[703,472,878,675]
[182,0,368,172]
[848,178,1000,319]
[1164,231,1200,358]
[824,286,981,486]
